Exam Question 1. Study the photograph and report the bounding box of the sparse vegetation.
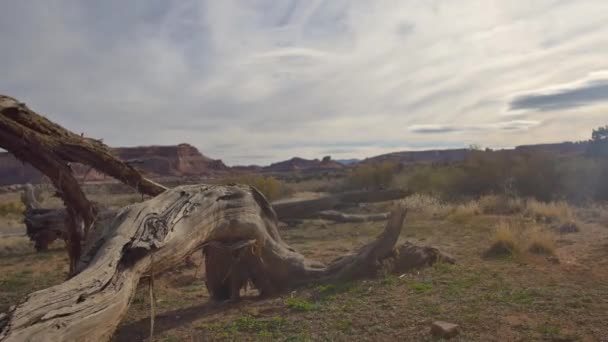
[284,297,318,312]
[525,199,575,225]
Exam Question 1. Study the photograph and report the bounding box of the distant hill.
[263,156,345,173]
[336,159,360,165]
[362,141,590,166]
[0,143,228,185]
[0,141,592,185]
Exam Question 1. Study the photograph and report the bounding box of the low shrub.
[349,161,400,189]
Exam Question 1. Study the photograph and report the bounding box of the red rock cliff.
[0,143,227,185]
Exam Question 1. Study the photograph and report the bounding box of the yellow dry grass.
[401,194,451,218]
[0,236,32,256]
[478,195,524,215]
[526,227,556,255]
[485,221,519,257]
[525,199,575,224]
[447,201,481,224]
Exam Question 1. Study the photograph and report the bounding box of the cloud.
[509,71,608,112]
[1,1,608,165]
[409,120,542,134]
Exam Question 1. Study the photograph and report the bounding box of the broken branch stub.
[0,184,452,342]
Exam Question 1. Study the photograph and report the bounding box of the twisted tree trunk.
[0,95,166,272]
[0,95,453,341]
[0,185,452,341]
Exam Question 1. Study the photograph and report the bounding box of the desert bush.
[478,195,524,215]
[0,201,25,217]
[394,150,608,204]
[485,221,519,258]
[349,161,399,189]
[526,228,556,255]
[221,175,293,202]
[525,199,575,225]
[398,165,466,198]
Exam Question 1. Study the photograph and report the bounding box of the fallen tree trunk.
[318,210,389,223]
[22,188,407,248]
[0,184,452,341]
[273,189,407,220]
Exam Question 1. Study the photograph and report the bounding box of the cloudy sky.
[1,1,608,165]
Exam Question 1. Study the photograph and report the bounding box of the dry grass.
[525,199,575,224]
[0,236,33,256]
[447,201,481,224]
[478,195,524,215]
[401,194,451,218]
[526,227,556,255]
[485,221,519,258]
[0,201,25,217]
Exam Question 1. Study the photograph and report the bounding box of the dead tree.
[0,95,166,272]
[0,185,452,341]
[0,95,453,341]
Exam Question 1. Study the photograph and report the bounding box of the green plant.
[409,281,433,294]
[285,297,318,312]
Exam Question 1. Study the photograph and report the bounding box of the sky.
[1,1,608,166]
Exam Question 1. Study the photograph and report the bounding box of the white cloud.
[1,0,607,165]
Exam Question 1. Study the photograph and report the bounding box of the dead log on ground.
[273,189,407,220]
[0,184,452,342]
[318,210,389,223]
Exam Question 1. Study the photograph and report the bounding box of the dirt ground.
[1,196,607,341]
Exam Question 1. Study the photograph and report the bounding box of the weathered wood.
[273,189,407,220]
[318,210,389,223]
[0,185,451,342]
[0,94,166,272]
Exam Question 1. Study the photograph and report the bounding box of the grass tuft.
[525,199,575,225]
[485,221,519,258]
[526,228,556,255]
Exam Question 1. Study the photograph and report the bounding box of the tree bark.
[0,185,452,342]
[0,95,166,272]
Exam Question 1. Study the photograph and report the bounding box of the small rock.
[430,321,460,339]
[547,255,560,264]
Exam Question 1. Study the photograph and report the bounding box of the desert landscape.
[2,2,608,341]
[0,96,607,341]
